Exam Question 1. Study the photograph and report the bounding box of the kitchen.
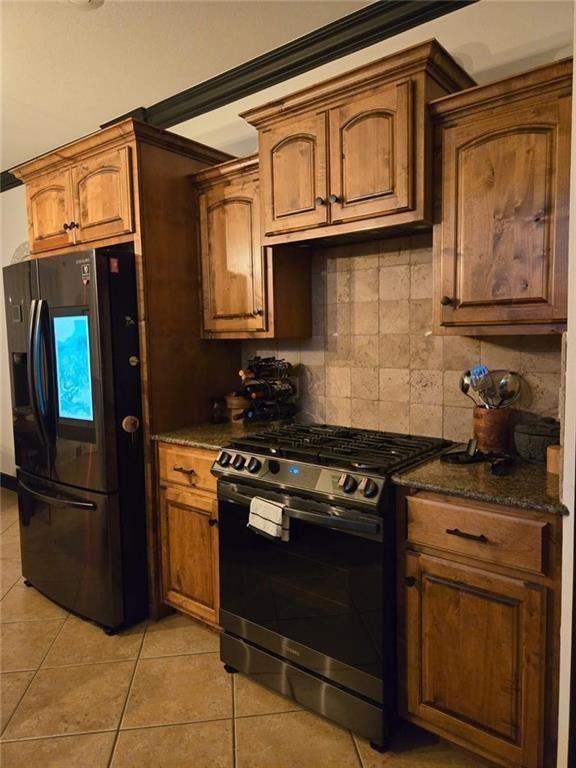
[0,1,575,767]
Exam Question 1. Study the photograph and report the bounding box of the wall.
[243,235,562,441]
[0,185,27,476]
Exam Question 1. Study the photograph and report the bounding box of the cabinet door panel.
[329,81,413,222]
[26,168,74,253]
[72,146,134,243]
[260,113,328,234]
[199,174,266,334]
[437,99,570,327]
[405,553,546,768]
[159,486,218,625]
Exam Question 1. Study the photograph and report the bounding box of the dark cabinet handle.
[405,576,416,587]
[315,196,326,206]
[209,519,218,527]
[63,222,70,231]
[63,222,79,231]
[173,466,196,476]
[440,296,454,306]
[328,194,340,204]
[446,527,488,543]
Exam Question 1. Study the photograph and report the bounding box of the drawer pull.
[173,466,196,476]
[446,527,488,544]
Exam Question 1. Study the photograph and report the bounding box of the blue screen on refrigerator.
[53,315,94,422]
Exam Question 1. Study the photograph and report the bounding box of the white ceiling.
[1,0,370,170]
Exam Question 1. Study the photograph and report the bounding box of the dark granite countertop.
[153,422,267,451]
[393,453,568,516]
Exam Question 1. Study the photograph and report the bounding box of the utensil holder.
[473,406,511,453]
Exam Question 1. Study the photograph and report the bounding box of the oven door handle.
[218,483,380,535]
[284,507,380,534]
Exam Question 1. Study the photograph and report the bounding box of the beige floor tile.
[1,558,22,598]
[43,616,144,668]
[235,710,361,768]
[234,674,301,718]
[0,515,18,535]
[354,723,495,767]
[122,653,232,729]
[0,671,34,731]
[141,612,219,658]
[0,530,21,559]
[1,619,65,672]
[3,660,135,740]
[111,720,233,768]
[0,732,116,767]
[0,585,68,622]
[0,489,18,513]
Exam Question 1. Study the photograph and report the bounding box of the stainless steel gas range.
[211,424,450,751]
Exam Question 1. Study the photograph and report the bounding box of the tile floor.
[0,488,494,767]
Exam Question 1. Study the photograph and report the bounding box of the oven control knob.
[232,454,246,470]
[360,478,379,498]
[247,457,262,474]
[338,473,358,494]
[218,451,232,467]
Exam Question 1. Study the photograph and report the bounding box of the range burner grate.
[230,423,450,474]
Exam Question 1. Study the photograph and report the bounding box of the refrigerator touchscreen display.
[53,315,94,422]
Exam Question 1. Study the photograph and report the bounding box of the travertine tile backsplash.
[242,234,562,441]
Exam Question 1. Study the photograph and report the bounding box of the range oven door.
[218,479,388,704]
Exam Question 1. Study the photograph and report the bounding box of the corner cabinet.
[398,491,563,768]
[241,40,474,244]
[431,58,572,335]
[192,155,312,339]
[157,441,220,627]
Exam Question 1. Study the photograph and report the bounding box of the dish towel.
[248,497,290,542]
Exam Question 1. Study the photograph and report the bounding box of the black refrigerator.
[3,245,147,631]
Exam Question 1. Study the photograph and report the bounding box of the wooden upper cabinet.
[405,553,546,768]
[242,40,474,245]
[328,81,413,223]
[432,59,572,335]
[260,113,328,235]
[26,168,74,253]
[193,156,312,340]
[71,146,134,244]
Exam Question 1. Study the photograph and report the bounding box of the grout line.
[351,732,365,768]
[231,672,237,768]
[0,728,116,745]
[116,715,234,733]
[106,621,148,768]
[233,708,302,721]
[138,649,219,661]
[0,613,70,738]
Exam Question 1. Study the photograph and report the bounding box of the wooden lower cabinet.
[405,553,546,768]
[399,491,561,768]
[157,443,220,628]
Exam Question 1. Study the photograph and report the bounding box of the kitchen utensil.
[470,365,494,407]
[459,371,481,406]
[490,370,522,408]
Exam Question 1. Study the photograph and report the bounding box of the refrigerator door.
[2,260,52,479]
[37,251,117,493]
[18,470,124,628]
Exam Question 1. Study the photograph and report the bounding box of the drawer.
[406,494,548,575]
[158,443,217,494]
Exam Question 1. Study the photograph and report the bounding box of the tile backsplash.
[242,234,562,441]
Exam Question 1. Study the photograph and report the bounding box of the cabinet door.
[260,112,328,235]
[159,485,219,626]
[405,553,546,768]
[71,146,134,244]
[26,168,74,253]
[329,80,413,223]
[436,98,570,328]
[199,174,267,334]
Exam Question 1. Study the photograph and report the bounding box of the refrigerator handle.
[27,299,48,446]
[36,299,56,444]
[19,479,97,511]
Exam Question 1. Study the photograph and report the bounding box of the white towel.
[248,497,290,542]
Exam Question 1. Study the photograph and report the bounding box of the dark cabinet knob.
[315,196,326,206]
[328,194,340,204]
[440,295,454,306]
[252,308,263,317]
[209,519,218,527]
[63,222,70,231]
[405,577,417,587]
